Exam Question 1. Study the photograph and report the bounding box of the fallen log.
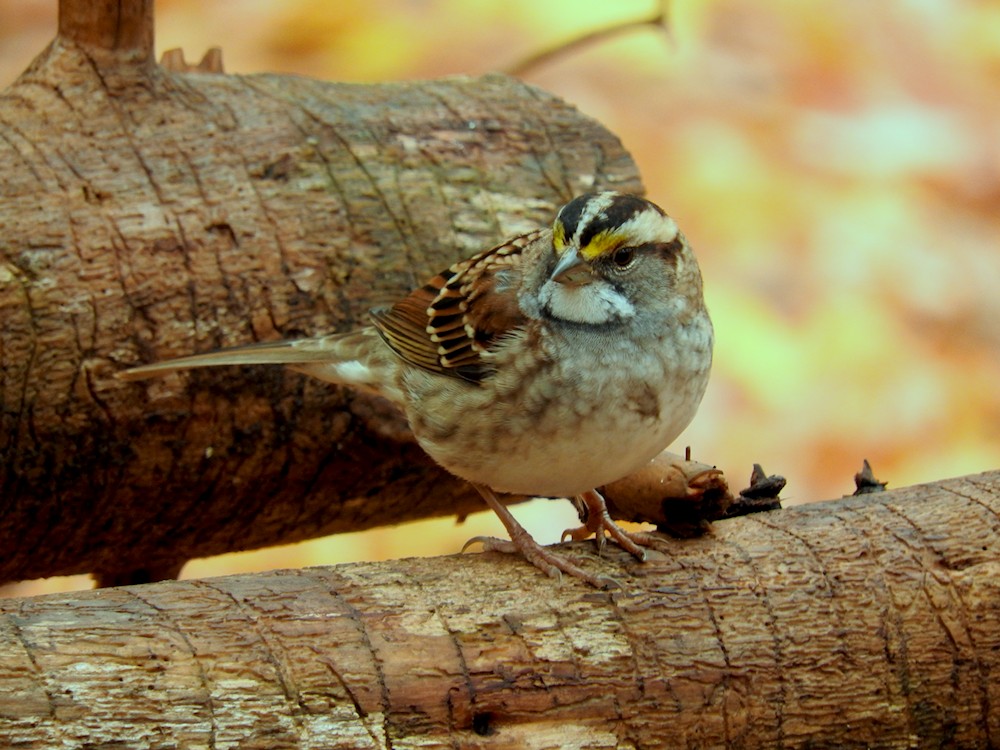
[2,470,997,748]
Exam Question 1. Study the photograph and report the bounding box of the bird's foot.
[467,485,620,589]
[562,489,649,561]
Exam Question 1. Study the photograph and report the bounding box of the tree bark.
[1,470,997,748]
[0,1,642,583]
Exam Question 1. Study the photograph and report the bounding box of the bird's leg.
[463,484,619,589]
[561,489,648,562]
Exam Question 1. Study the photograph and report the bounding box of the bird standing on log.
[121,192,714,587]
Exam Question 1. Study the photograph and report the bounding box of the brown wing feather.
[370,285,440,372]
[371,229,543,382]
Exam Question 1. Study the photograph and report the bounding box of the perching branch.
[2,471,998,748]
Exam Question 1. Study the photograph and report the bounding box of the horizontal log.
[2,470,997,748]
[0,31,641,583]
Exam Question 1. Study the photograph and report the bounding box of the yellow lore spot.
[552,220,567,252]
[579,230,623,261]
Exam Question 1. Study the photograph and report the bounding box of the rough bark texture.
[1,470,997,748]
[0,1,642,583]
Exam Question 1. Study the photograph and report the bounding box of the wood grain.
[2,471,997,748]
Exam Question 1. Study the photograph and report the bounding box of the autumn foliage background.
[1,0,998,595]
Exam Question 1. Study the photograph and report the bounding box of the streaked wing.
[371,229,542,382]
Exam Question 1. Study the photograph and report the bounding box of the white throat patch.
[540,279,635,325]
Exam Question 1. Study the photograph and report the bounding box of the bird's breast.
[406,327,711,498]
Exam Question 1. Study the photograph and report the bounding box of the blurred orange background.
[2,0,998,597]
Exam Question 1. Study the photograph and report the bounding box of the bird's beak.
[550,247,593,287]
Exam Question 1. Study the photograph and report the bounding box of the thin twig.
[505,0,672,77]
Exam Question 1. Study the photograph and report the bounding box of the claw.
[623,531,671,554]
[596,576,623,591]
[560,526,590,544]
[565,489,649,561]
[470,484,614,587]
[462,535,517,555]
[465,485,660,588]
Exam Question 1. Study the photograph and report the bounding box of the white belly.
[479,404,693,497]
[408,342,708,498]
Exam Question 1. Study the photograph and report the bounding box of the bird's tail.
[117,328,398,399]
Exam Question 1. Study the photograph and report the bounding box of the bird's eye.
[612,247,635,268]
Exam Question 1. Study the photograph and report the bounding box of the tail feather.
[118,331,367,382]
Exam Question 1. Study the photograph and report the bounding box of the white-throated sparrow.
[120,192,714,587]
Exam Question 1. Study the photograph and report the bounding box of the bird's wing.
[370,230,541,383]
